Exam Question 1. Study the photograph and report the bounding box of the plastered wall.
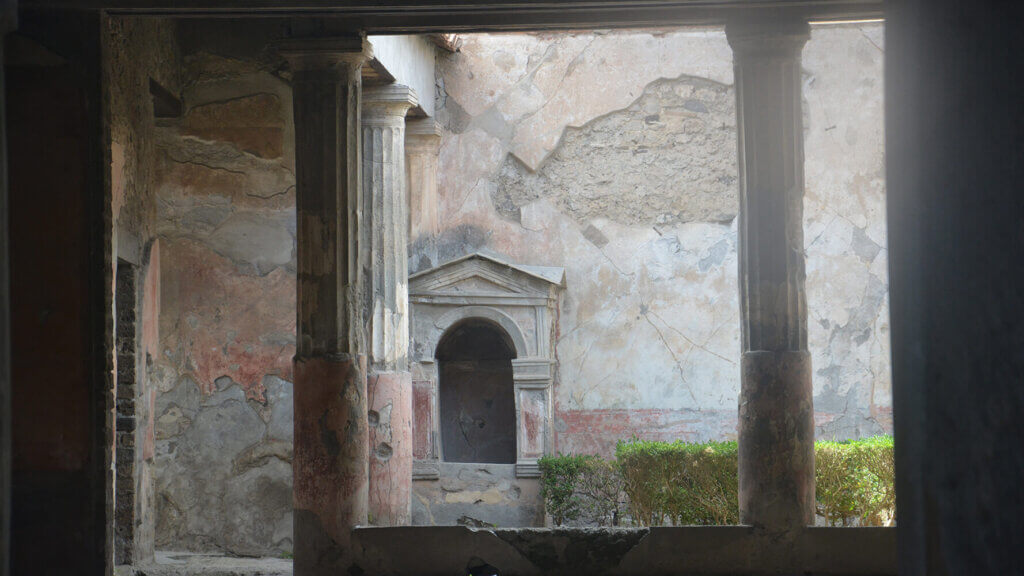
[421,24,889,458]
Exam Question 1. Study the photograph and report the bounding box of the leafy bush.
[815,435,895,526]
[538,454,591,525]
[540,436,894,527]
[538,454,625,526]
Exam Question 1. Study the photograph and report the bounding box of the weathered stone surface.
[153,389,292,555]
[425,25,890,463]
[292,355,368,572]
[494,76,736,226]
[158,132,295,202]
[368,371,413,526]
[204,212,294,275]
[738,351,815,528]
[351,525,896,575]
[139,551,293,576]
[154,51,298,556]
[802,25,891,438]
[264,375,294,442]
[184,93,286,159]
[412,463,543,528]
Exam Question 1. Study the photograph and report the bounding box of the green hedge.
[538,454,624,526]
[540,436,894,527]
[815,435,895,526]
[616,440,739,526]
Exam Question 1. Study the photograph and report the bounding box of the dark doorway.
[437,319,517,464]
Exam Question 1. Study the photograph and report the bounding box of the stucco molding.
[410,254,563,479]
[432,305,529,360]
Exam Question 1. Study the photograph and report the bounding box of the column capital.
[363,84,419,123]
[726,17,810,59]
[405,118,443,141]
[278,35,373,73]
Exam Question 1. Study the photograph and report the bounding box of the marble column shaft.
[361,84,417,526]
[727,18,815,531]
[280,36,371,575]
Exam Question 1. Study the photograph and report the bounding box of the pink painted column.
[367,371,412,525]
[279,36,372,575]
[362,84,417,526]
[727,16,815,531]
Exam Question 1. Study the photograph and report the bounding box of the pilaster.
[405,118,442,243]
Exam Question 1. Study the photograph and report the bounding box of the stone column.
[361,84,417,526]
[726,17,815,531]
[279,36,372,575]
[405,119,442,244]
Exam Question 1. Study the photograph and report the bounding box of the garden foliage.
[539,436,894,527]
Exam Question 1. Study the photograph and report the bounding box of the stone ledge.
[352,525,896,576]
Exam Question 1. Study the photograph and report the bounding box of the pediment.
[410,253,564,299]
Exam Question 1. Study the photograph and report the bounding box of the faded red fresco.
[142,240,161,361]
[293,355,368,546]
[556,408,739,458]
[160,237,295,401]
[518,392,545,459]
[412,380,433,460]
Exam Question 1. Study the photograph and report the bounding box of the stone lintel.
[278,35,373,73]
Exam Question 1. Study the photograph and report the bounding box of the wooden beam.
[19,0,883,30]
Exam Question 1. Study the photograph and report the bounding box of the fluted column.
[279,36,371,575]
[405,119,442,243]
[361,84,417,526]
[727,17,815,531]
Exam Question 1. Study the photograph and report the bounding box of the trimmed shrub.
[538,454,625,526]
[616,439,739,526]
[540,436,895,527]
[538,454,591,525]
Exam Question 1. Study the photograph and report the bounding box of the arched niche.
[435,318,518,464]
[408,253,564,479]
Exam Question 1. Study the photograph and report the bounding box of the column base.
[739,350,815,530]
[368,370,413,526]
[293,354,367,574]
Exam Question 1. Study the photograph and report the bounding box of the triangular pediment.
[410,253,564,299]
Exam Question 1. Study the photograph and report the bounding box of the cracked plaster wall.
[149,26,443,553]
[423,24,890,460]
[151,34,297,556]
